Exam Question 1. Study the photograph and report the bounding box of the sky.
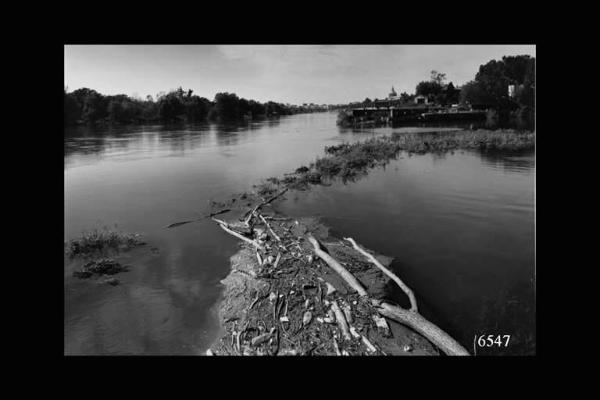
[64,45,535,105]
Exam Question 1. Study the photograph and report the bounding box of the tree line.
[459,55,535,110]
[336,54,535,114]
[64,87,323,126]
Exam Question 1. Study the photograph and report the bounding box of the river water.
[64,112,535,355]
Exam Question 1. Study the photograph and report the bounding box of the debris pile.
[207,190,446,356]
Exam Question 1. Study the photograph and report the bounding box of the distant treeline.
[64,87,327,126]
[332,55,535,115]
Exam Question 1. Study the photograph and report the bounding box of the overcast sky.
[64,45,535,105]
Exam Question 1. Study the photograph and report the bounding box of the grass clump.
[313,137,401,179]
[391,129,535,153]
[72,258,129,279]
[66,228,145,258]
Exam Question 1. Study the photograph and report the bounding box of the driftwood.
[350,326,377,353]
[332,336,341,355]
[307,235,368,297]
[344,237,418,313]
[375,303,469,356]
[308,234,469,356]
[165,208,231,228]
[330,300,352,341]
[259,213,282,242]
[251,328,275,347]
[212,218,265,251]
[372,314,391,337]
[273,252,281,269]
[243,188,290,225]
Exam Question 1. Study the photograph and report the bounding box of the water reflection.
[479,150,535,174]
[65,119,286,166]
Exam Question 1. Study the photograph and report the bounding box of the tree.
[64,90,81,126]
[459,80,492,105]
[184,96,211,121]
[213,92,241,120]
[400,92,412,103]
[157,91,185,121]
[430,70,447,86]
[80,90,107,123]
[462,55,535,110]
[416,80,443,99]
[445,82,460,105]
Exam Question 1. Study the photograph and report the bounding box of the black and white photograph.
[64,44,536,356]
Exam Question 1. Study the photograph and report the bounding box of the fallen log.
[375,302,469,356]
[344,237,418,313]
[307,235,368,297]
[212,218,265,251]
[309,234,469,356]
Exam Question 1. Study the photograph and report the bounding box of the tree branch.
[344,237,418,313]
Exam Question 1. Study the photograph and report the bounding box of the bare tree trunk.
[213,218,265,251]
[308,234,469,356]
[306,235,368,297]
[375,302,469,356]
[344,237,418,312]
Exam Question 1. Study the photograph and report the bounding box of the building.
[414,94,428,104]
[388,86,399,100]
[508,84,516,98]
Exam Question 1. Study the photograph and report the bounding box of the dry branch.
[344,237,418,313]
[331,300,352,341]
[165,208,231,228]
[259,213,282,242]
[273,252,282,269]
[212,218,265,251]
[307,234,368,297]
[243,188,290,224]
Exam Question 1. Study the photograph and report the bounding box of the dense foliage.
[460,55,535,110]
[415,71,461,105]
[64,87,322,126]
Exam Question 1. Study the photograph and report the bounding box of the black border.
[30,18,549,376]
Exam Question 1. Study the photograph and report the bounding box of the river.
[64,112,535,355]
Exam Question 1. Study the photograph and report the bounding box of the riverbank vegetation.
[254,129,535,195]
[65,87,326,127]
[66,228,145,258]
[72,258,129,281]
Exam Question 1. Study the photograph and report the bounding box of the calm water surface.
[64,112,535,355]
